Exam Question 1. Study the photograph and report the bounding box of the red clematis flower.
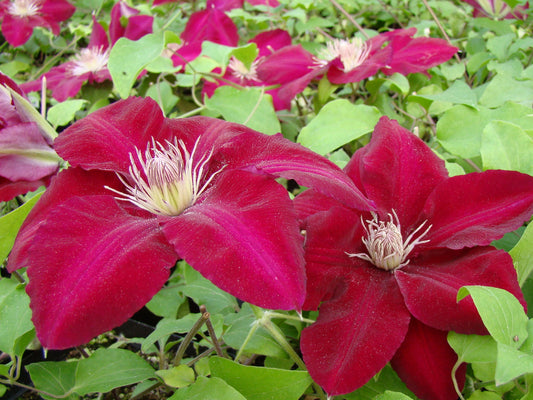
[257,28,457,107]
[462,0,529,19]
[295,117,533,399]
[0,0,75,47]
[202,29,315,110]
[0,73,60,201]
[7,96,372,350]
[20,3,153,102]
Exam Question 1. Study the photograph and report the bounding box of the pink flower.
[462,0,529,19]
[7,96,371,350]
[257,28,457,106]
[295,117,533,399]
[207,0,279,10]
[20,3,153,102]
[202,29,313,110]
[0,0,75,47]
[0,73,60,201]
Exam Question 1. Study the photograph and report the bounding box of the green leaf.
[519,319,533,354]
[27,348,155,397]
[145,80,179,115]
[437,102,532,159]
[209,356,312,400]
[447,332,497,363]
[417,80,478,108]
[495,343,533,385]
[223,303,285,358]
[481,121,533,174]
[297,100,381,155]
[458,286,529,347]
[510,219,533,287]
[47,100,87,127]
[146,284,186,319]
[0,192,42,262]
[169,376,247,400]
[204,86,281,135]
[142,315,209,353]
[375,391,414,400]
[344,365,415,399]
[182,263,239,315]
[0,278,34,356]
[108,32,165,98]
[479,74,533,108]
[156,365,195,388]
[468,390,503,400]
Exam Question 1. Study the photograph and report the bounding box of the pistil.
[319,37,371,72]
[8,0,40,17]
[228,57,260,83]
[69,47,110,76]
[348,210,431,271]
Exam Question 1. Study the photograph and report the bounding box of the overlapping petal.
[301,267,411,395]
[160,169,305,310]
[26,195,177,349]
[391,319,466,400]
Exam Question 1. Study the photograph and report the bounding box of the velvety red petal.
[26,195,177,349]
[251,29,291,57]
[88,17,109,49]
[256,45,318,85]
[8,168,123,271]
[216,126,374,211]
[391,319,466,400]
[247,0,279,5]
[299,204,368,310]
[354,116,448,228]
[1,14,35,47]
[181,8,238,46]
[0,176,49,202]
[54,97,175,174]
[293,189,346,224]
[423,170,533,249]
[327,47,391,84]
[396,247,525,335]
[301,267,411,396]
[207,0,244,11]
[160,169,306,310]
[122,15,154,42]
[384,36,458,77]
[40,0,75,24]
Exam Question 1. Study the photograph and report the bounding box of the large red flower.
[0,0,75,47]
[295,117,533,399]
[20,3,153,102]
[7,97,372,350]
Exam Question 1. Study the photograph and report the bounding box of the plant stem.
[328,0,369,39]
[200,305,224,357]
[173,312,209,366]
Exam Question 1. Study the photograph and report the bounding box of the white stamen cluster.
[228,57,260,82]
[319,37,371,72]
[348,210,432,271]
[477,0,510,17]
[8,0,40,17]
[69,47,110,76]
[108,138,223,216]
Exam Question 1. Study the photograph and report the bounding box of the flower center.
[228,57,260,83]
[69,47,110,76]
[107,138,223,216]
[319,37,371,72]
[348,210,431,271]
[476,0,511,17]
[8,0,40,17]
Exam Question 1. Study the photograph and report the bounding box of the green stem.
[234,321,260,363]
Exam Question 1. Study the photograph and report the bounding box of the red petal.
[299,204,368,310]
[423,170,533,249]
[391,319,466,400]
[396,247,525,335]
[88,17,109,49]
[181,8,238,46]
[0,176,50,202]
[54,97,175,174]
[353,116,448,227]
[1,14,35,47]
[8,168,122,271]
[301,267,411,396]
[256,45,318,85]
[250,29,291,57]
[160,169,306,310]
[40,0,75,24]
[26,195,177,349]
[327,47,391,84]
[217,126,374,211]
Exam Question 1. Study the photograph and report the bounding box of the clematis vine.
[0,73,60,201]
[7,96,372,350]
[294,117,533,400]
[257,28,458,107]
[0,0,75,47]
[20,2,153,102]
